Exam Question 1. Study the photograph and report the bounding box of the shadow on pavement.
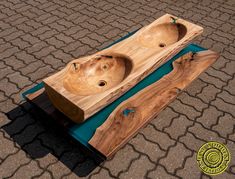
[3,101,104,177]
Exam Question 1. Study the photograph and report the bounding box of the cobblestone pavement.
[0,0,235,178]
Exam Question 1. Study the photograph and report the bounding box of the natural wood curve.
[63,53,133,96]
[138,22,187,48]
[89,50,219,158]
[43,14,203,123]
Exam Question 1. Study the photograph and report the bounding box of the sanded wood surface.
[89,50,219,158]
[43,14,203,123]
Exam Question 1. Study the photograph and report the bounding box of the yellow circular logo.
[196,141,231,175]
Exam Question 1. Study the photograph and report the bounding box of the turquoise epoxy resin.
[22,43,206,149]
[69,44,206,147]
[21,29,206,149]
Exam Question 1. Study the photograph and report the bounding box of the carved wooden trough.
[22,14,220,159]
[43,14,203,123]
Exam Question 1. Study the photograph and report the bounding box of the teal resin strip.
[21,81,44,99]
[69,44,206,147]
[21,31,206,149]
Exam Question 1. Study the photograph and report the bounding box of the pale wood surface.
[43,14,203,123]
[89,50,219,158]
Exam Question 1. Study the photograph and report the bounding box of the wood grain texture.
[43,14,203,123]
[89,50,219,158]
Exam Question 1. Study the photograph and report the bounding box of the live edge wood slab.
[24,46,219,159]
[88,50,219,157]
[43,14,203,123]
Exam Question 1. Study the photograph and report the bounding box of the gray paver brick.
[119,155,155,179]
[10,160,43,179]
[0,130,19,159]
[47,160,71,178]
[11,37,31,50]
[33,171,52,179]
[178,92,207,112]
[20,60,44,76]
[36,153,58,169]
[0,150,30,178]
[169,100,201,120]
[159,142,192,173]
[89,168,110,179]
[55,33,75,44]
[38,29,58,40]
[51,49,73,63]
[15,50,37,64]
[129,134,165,162]
[218,90,235,104]
[164,115,193,139]
[0,0,234,178]
[79,36,101,47]
[103,144,139,177]
[25,19,43,29]
[148,165,178,179]
[179,132,205,152]
[70,29,90,39]
[30,26,51,36]
[1,47,20,59]
[43,55,65,69]
[213,56,230,69]
[212,113,235,138]
[62,41,83,53]
[0,112,10,127]
[0,98,18,113]
[176,153,201,178]
[46,37,65,48]
[7,71,32,89]
[196,105,223,129]
[224,78,235,95]
[197,84,221,104]
[26,41,48,54]
[28,65,54,82]
[0,65,15,78]
[151,107,179,131]
[199,72,226,89]
[0,78,18,96]
[189,123,225,143]
[34,46,56,59]
[141,125,175,151]
[211,97,235,117]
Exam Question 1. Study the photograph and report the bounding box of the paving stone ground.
[0,0,234,178]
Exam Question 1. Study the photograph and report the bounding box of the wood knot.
[73,63,78,70]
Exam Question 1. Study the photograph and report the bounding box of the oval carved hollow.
[43,14,204,123]
[138,23,187,48]
[63,53,133,96]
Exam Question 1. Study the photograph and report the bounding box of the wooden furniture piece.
[89,50,219,157]
[43,14,203,123]
[23,45,219,159]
